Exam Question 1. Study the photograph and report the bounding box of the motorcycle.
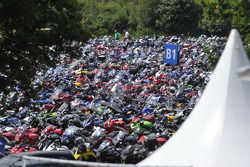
[61,126,83,149]
[15,126,40,146]
[103,119,127,133]
[42,134,68,151]
[96,137,121,163]
[73,144,96,161]
[121,143,148,163]
[10,144,37,154]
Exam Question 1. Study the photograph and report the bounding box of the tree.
[198,0,250,57]
[80,0,130,36]
[230,0,250,43]
[137,0,160,30]
[154,0,201,35]
[96,2,129,35]
[0,0,90,91]
[199,0,232,36]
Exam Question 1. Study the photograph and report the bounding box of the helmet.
[75,136,85,146]
[78,144,87,152]
[54,129,63,135]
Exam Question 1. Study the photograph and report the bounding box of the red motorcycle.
[103,119,127,133]
[41,125,63,136]
[10,144,37,154]
[59,93,73,103]
[3,132,15,141]
[139,135,167,150]
[42,104,55,112]
[15,127,40,146]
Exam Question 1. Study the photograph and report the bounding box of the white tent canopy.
[238,65,250,81]
[138,29,250,167]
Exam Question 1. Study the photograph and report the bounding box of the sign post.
[164,44,179,65]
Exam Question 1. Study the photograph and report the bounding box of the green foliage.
[79,0,201,36]
[245,33,250,58]
[246,47,250,59]
[198,0,250,38]
[199,0,231,36]
[198,0,250,59]
[136,0,160,31]
[154,0,201,35]
[0,0,90,91]
[80,0,130,36]
[96,2,129,35]
[244,34,250,59]
[230,1,250,40]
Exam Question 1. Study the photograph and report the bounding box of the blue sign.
[164,44,179,65]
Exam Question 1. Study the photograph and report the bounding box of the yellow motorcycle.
[73,145,97,161]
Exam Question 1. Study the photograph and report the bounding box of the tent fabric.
[138,29,250,167]
[238,66,250,81]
